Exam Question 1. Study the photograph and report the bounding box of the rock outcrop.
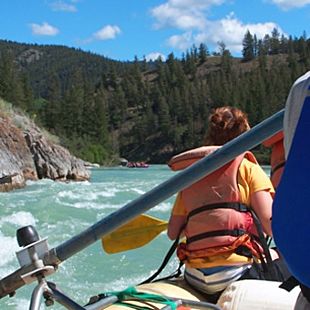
[25,130,89,181]
[0,116,37,191]
[0,113,90,192]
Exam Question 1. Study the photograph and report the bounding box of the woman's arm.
[167,192,187,240]
[251,190,273,237]
[167,215,186,240]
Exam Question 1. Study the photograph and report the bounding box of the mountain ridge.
[0,35,309,164]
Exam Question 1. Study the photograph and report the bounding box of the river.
[0,165,271,309]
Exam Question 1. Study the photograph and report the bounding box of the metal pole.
[29,281,46,310]
[47,282,86,310]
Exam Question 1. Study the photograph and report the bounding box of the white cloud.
[152,0,287,54]
[50,1,77,12]
[152,3,205,30]
[145,52,166,61]
[151,0,225,30]
[196,13,282,52]
[93,25,121,41]
[167,32,194,50]
[30,22,59,36]
[270,0,310,10]
[165,13,283,53]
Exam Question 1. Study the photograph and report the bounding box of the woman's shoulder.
[240,157,260,169]
[240,158,274,192]
[239,158,270,180]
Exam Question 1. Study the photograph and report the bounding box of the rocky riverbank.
[0,112,90,192]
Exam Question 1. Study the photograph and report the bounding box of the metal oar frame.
[9,225,222,309]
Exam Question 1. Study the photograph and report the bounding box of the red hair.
[204,106,250,145]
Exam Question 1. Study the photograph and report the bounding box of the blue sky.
[0,0,309,61]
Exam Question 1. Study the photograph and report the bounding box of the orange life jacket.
[168,146,262,261]
[263,131,285,189]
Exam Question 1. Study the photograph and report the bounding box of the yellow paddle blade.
[102,214,168,254]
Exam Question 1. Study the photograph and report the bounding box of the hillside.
[0,40,127,97]
[0,34,309,164]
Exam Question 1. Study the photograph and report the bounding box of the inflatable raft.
[85,278,300,310]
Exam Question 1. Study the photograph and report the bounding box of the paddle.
[102,214,168,254]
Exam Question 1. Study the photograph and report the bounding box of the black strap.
[280,276,300,291]
[186,229,246,244]
[139,220,188,285]
[270,161,285,177]
[151,261,184,283]
[301,284,310,303]
[280,276,310,303]
[187,202,250,220]
[139,235,181,284]
[248,208,277,279]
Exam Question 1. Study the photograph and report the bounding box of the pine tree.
[183,50,196,75]
[0,49,24,106]
[218,42,232,74]
[44,72,62,131]
[242,30,255,61]
[270,28,281,55]
[61,69,85,137]
[20,73,34,112]
[198,43,208,64]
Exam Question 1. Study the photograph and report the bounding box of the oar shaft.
[47,109,284,265]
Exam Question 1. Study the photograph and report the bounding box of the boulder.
[24,130,90,181]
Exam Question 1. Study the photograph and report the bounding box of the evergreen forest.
[0,29,310,165]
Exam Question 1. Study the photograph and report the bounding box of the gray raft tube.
[0,109,284,299]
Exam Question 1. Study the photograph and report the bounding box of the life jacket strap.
[280,275,300,291]
[187,202,249,220]
[280,276,310,303]
[187,229,246,244]
[301,284,310,303]
[271,160,286,177]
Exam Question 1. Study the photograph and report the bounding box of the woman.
[167,106,290,301]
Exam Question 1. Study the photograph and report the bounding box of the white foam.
[5,200,26,208]
[0,232,20,268]
[0,213,37,269]
[6,297,30,310]
[0,211,36,227]
[72,202,106,210]
[131,188,145,195]
[97,190,117,197]
[57,188,116,201]
[152,202,173,213]
[25,178,53,186]
[58,190,81,199]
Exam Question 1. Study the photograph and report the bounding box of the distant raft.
[126,161,149,168]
